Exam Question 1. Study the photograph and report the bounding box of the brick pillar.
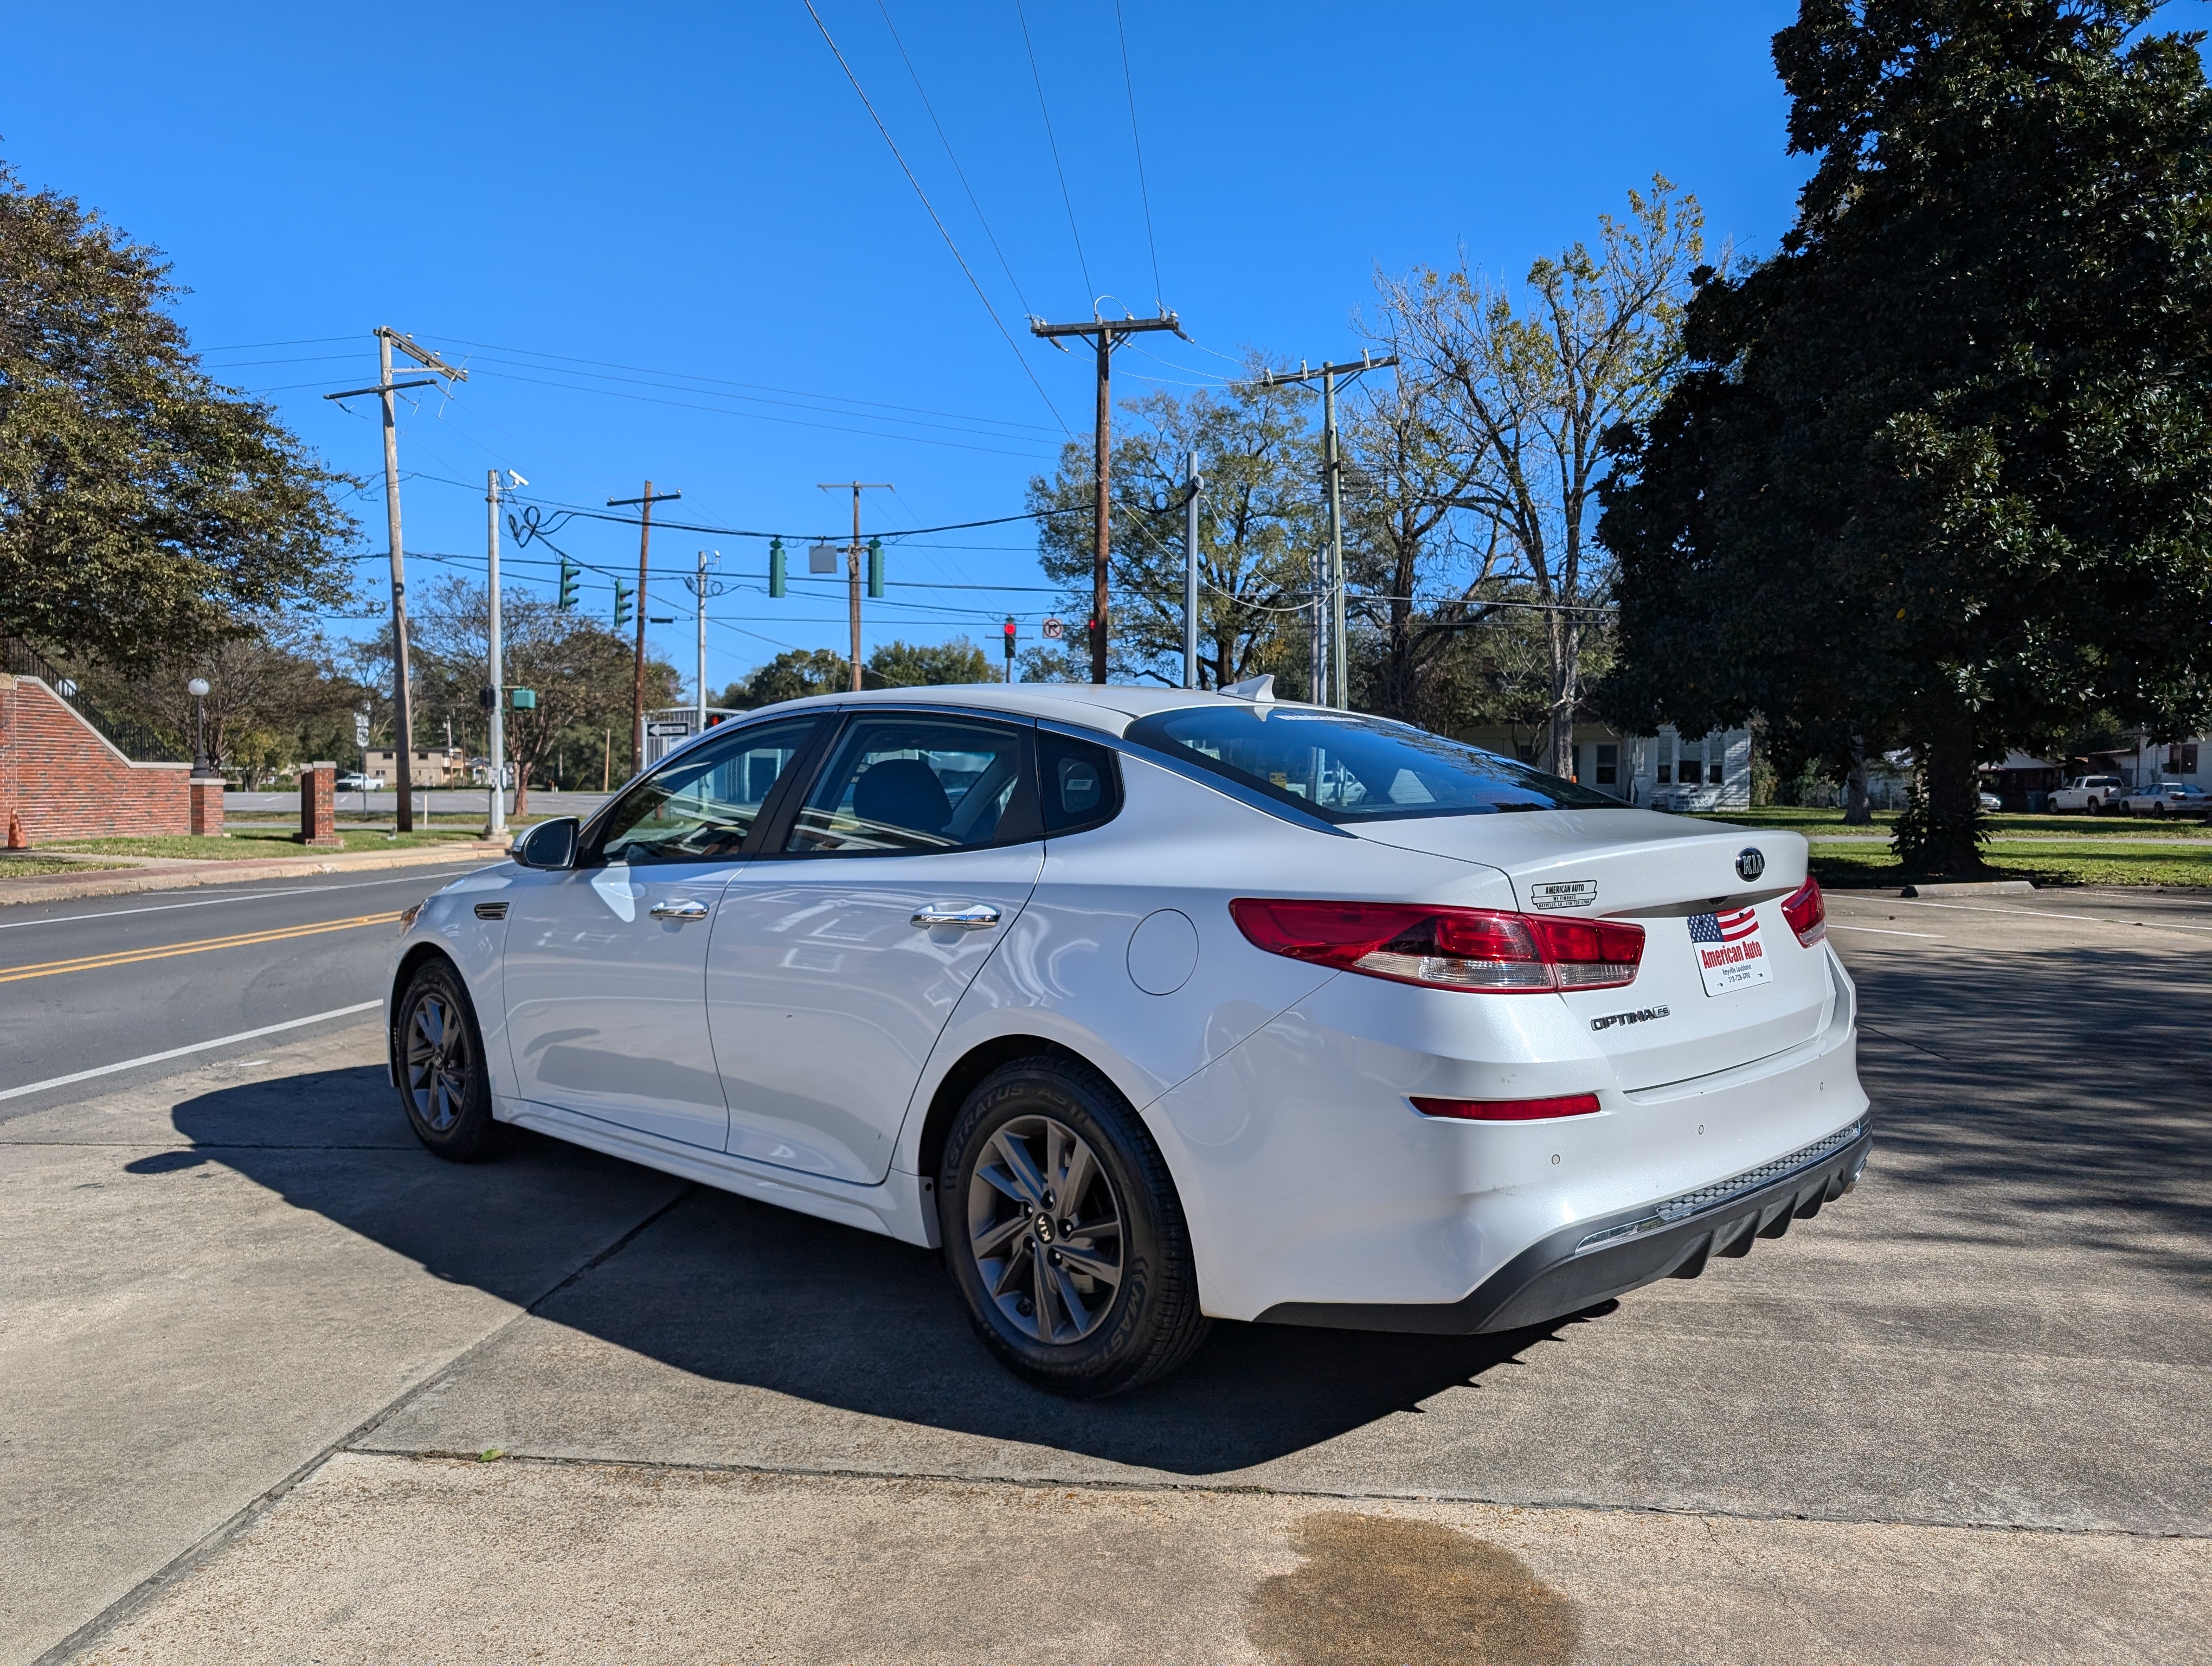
[300,761,344,849]
[189,776,226,837]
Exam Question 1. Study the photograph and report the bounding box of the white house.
[1457,722,1754,810]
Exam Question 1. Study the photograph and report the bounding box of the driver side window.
[594,717,821,865]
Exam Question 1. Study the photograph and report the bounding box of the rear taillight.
[1781,875,1826,946]
[1411,1093,1601,1121]
[1229,899,1644,992]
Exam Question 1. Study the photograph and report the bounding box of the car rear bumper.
[1256,1116,1870,1334]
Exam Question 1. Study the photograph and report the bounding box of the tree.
[0,160,357,668]
[719,648,854,709]
[1026,376,1321,689]
[413,579,676,815]
[1381,180,1703,775]
[1602,2,2212,873]
[719,637,998,708]
[867,637,994,687]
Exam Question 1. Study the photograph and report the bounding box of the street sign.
[647,722,691,736]
[1042,617,1065,640]
[808,543,840,574]
[353,710,370,747]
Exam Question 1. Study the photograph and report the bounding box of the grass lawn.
[48,828,498,861]
[1687,805,2212,840]
[1807,838,2212,890]
[0,855,140,876]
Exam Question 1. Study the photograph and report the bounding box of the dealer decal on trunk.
[1688,906,1772,996]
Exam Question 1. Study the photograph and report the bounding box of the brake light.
[1411,1093,1601,1121]
[1229,899,1643,992]
[1781,875,1826,946]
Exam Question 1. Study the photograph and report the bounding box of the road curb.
[0,844,510,907]
[1899,879,2038,898]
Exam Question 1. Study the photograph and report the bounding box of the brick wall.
[0,676,189,842]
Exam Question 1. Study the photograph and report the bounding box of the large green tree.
[0,161,357,668]
[1602,2,2212,872]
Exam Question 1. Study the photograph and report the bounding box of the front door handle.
[911,902,1002,931]
[650,898,711,921]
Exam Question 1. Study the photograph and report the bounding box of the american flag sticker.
[1687,906,1773,996]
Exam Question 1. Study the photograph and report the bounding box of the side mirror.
[510,816,579,870]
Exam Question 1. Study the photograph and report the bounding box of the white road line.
[0,1001,382,1103]
[1894,898,2212,934]
[1826,922,1943,938]
[0,868,483,931]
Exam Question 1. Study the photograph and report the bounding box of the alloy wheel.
[405,992,472,1132]
[967,1114,1124,1345]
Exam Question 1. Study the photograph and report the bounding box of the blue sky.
[3,1,1809,696]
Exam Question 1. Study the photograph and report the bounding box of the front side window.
[594,717,821,864]
[787,716,1035,855]
[1125,704,1623,822]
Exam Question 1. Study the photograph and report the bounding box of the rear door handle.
[911,902,1002,931]
[650,899,711,921]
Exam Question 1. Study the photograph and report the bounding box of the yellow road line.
[0,911,405,984]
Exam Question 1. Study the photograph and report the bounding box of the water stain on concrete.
[1247,1511,1580,1666]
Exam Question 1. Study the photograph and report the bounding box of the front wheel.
[395,959,504,1161]
[938,1057,1211,1397]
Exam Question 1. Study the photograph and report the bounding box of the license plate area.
[1688,907,1773,996]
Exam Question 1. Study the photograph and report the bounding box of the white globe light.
[187,678,210,697]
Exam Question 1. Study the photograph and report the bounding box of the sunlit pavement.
[7,888,2208,1663]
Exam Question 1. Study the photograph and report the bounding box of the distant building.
[2080,732,2205,793]
[363,746,468,787]
[1456,722,1753,810]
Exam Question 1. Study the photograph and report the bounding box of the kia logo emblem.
[1737,847,1765,882]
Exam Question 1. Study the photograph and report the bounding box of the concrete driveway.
[5,888,2208,1663]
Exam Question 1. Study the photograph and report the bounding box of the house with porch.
[1457,721,1754,810]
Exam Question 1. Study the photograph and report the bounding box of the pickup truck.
[2050,774,2125,813]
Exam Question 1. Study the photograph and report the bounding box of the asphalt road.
[5,883,2209,1663]
[0,861,495,1118]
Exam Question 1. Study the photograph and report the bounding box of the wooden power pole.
[816,482,892,690]
[1030,310,1183,682]
[608,483,679,776]
[323,329,467,833]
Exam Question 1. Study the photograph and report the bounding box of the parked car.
[2119,781,2210,817]
[1978,791,2003,812]
[335,773,385,793]
[386,685,1870,1396]
[2050,774,2126,813]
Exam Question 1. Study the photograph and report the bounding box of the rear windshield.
[1124,705,1624,822]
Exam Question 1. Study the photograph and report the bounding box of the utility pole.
[608,483,679,777]
[815,482,892,690]
[1183,449,1203,689]
[484,469,523,841]
[1030,309,1185,683]
[686,550,730,732]
[324,329,468,832]
[1259,350,1397,709]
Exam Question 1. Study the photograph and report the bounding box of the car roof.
[727,682,1289,739]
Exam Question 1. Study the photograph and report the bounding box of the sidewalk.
[0,841,509,907]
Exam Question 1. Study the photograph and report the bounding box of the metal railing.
[2,638,184,762]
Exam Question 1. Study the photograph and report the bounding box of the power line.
[874,0,1033,318]
[1112,0,1166,311]
[801,0,1075,439]
[1011,0,1093,302]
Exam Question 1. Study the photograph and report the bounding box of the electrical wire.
[1111,0,1165,312]
[874,0,1033,319]
[801,0,1075,440]
[1010,0,1093,303]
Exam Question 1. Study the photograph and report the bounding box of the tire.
[2155,802,2168,817]
[394,959,504,1161]
[937,1056,1211,1397]
[2088,798,2104,816]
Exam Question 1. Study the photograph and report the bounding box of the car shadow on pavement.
[168,1065,1580,1475]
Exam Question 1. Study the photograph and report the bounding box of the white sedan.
[387,684,1870,1396]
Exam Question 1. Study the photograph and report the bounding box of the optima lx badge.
[1590,1004,1671,1032]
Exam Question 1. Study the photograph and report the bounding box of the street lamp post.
[187,678,211,776]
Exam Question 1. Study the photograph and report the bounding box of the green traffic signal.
[867,536,884,600]
[768,536,786,599]
[557,556,578,610]
[613,580,632,630]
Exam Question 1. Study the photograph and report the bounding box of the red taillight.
[1411,1093,1602,1121]
[1781,875,1826,946]
[1229,899,1643,992]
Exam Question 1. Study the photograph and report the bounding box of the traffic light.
[866,536,884,600]
[557,556,579,610]
[768,536,787,599]
[1002,616,1017,683]
[613,580,632,630]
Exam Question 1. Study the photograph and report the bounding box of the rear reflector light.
[1229,899,1643,992]
[1781,875,1826,946]
[1412,1093,1602,1121]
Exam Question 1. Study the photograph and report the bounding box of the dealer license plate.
[1687,906,1773,996]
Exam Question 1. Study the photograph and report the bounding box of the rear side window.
[1124,704,1622,822]
[1038,731,1122,835]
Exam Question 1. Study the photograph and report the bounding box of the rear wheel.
[395,960,503,1161]
[938,1057,1210,1397]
